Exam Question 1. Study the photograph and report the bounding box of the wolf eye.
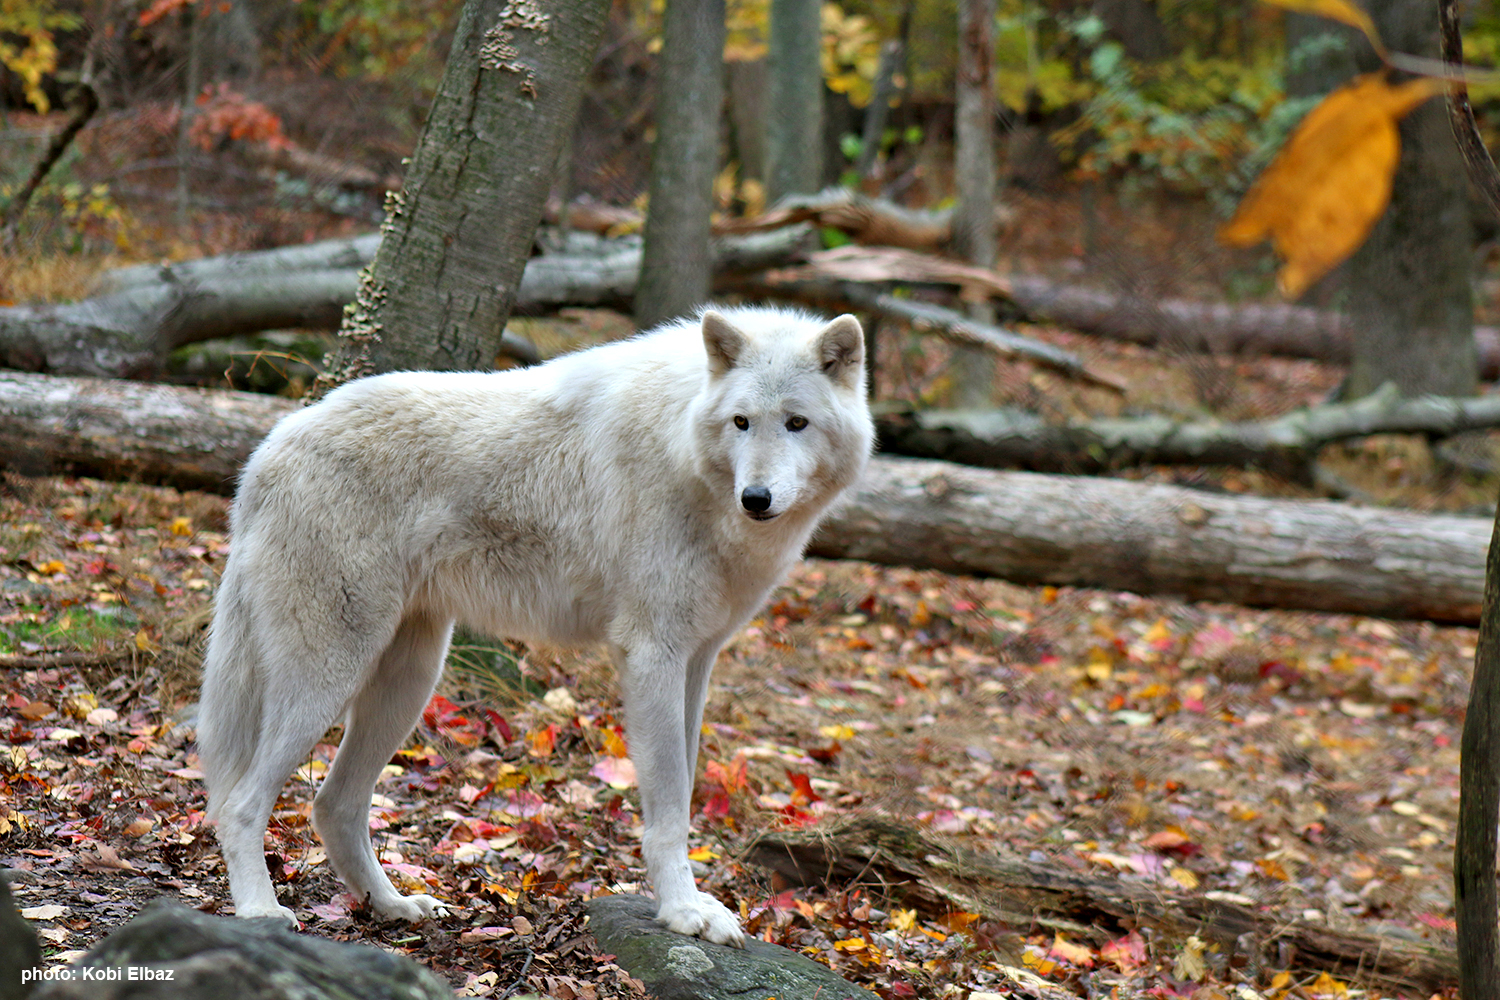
[733,415,749,430]
[786,415,808,432]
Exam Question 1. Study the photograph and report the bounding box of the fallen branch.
[877,382,1500,478]
[748,818,1456,994]
[845,289,1127,393]
[1,370,1490,623]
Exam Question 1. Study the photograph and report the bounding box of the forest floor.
[0,464,1472,999]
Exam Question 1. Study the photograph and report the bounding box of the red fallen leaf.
[705,754,748,795]
[6,694,30,709]
[1100,929,1147,972]
[1259,660,1301,684]
[952,600,978,612]
[701,793,732,820]
[422,695,460,729]
[807,741,842,764]
[483,708,514,743]
[857,593,878,615]
[1417,912,1457,932]
[1142,827,1201,858]
[83,557,118,576]
[889,982,917,997]
[778,805,815,827]
[787,770,821,807]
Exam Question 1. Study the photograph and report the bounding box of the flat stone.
[587,894,877,1000]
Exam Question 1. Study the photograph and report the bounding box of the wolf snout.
[740,486,775,519]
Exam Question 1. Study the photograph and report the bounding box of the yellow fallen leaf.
[1257,0,1384,54]
[135,628,161,655]
[1220,73,1448,298]
[1142,617,1172,644]
[688,845,719,862]
[819,724,856,740]
[1170,866,1201,890]
[170,516,193,536]
[36,560,65,575]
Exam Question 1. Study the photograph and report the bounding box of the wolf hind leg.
[212,659,360,925]
[313,612,453,922]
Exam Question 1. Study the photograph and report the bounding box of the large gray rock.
[31,900,452,1000]
[587,895,876,1000]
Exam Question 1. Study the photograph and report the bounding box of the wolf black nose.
[741,486,773,513]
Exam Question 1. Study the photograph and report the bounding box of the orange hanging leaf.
[1220,73,1447,298]
[1257,0,1385,55]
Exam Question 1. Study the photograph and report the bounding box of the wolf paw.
[372,893,447,923]
[656,892,745,948]
[236,902,299,929]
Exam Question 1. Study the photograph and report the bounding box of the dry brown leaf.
[1220,73,1447,297]
[79,844,137,873]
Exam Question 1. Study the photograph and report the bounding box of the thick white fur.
[196,306,874,946]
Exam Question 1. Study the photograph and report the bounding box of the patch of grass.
[0,603,138,654]
[445,629,547,704]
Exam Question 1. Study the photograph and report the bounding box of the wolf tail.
[196,587,263,823]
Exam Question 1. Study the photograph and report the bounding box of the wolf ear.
[816,314,865,390]
[702,311,747,378]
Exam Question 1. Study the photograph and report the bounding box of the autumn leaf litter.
[0,475,1468,999]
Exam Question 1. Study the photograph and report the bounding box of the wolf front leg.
[619,642,745,947]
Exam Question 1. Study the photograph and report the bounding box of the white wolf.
[196,306,874,946]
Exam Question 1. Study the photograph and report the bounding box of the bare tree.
[634,0,727,328]
[766,0,823,203]
[323,0,610,385]
[950,0,998,407]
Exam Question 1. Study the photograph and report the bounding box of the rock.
[586,894,876,1000]
[1,872,42,1000]
[32,900,453,1000]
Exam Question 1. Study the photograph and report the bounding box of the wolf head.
[692,308,874,525]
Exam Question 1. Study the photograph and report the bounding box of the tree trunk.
[950,0,998,408]
[765,0,824,203]
[1343,0,1476,399]
[634,0,726,328]
[749,818,1456,995]
[2,370,1491,625]
[326,0,609,384]
[726,58,768,183]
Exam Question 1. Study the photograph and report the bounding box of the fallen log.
[748,818,1457,994]
[1005,274,1500,380]
[809,456,1489,623]
[0,227,815,380]
[878,382,1500,478]
[0,370,1490,623]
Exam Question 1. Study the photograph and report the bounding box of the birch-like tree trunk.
[765,0,824,203]
[324,0,609,384]
[950,0,998,408]
[634,0,726,328]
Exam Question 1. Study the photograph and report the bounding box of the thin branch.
[0,83,100,246]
